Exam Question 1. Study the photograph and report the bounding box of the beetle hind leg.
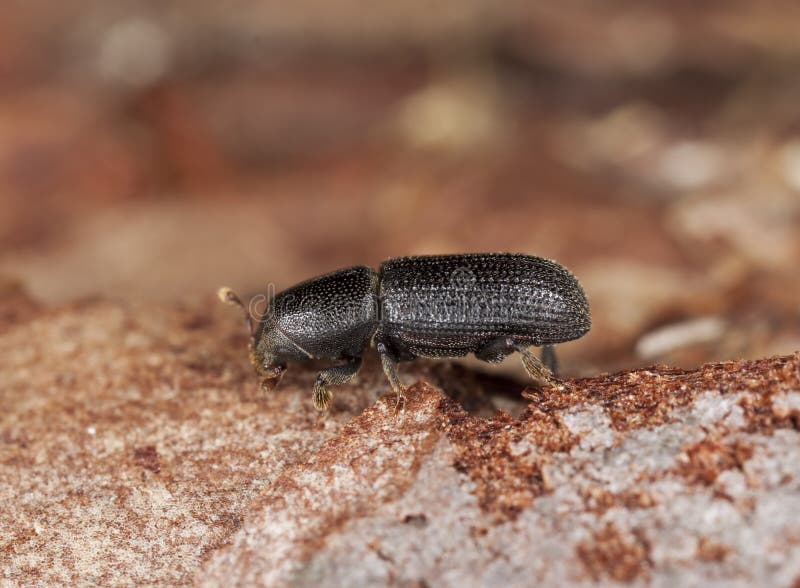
[476,337,556,386]
[312,357,363,412]
[512,340,556,386]
[475,337,517,363]
[541,344,558,375]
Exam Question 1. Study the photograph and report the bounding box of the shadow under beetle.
[219,253,591,411]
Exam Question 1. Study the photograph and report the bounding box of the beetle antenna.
[218,287,254,338]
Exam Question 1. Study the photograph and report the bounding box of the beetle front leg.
[376,342,406,409]
[312,357,363,411]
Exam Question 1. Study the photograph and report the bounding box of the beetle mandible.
[219,253,590,411]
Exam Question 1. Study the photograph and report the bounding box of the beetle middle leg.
[312,357,363,411]
[376,342,406,410]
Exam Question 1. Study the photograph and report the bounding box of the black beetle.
[220,253,590,411]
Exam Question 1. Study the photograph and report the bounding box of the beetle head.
[218,287,286,391]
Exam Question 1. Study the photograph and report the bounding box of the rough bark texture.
[3,2,800,586]
[2,291,799,586]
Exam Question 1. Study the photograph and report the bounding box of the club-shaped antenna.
[217,287,254,338]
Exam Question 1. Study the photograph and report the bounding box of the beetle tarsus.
[511,340,556,386]
[393,389,407,413]
[312,357,363,412]
[312,379,333,411]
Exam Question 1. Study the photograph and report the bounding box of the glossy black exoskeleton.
[220,253,590,410]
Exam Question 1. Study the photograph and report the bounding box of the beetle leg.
[376,342,406,409]
[312,357,363,412]
[541,344,558,375]
[508,339,555,386]
[475,337,517,363]
[477,337,555,385]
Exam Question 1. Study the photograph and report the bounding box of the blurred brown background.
[1,1,799,376]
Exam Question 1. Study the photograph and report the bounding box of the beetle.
[219,253,590,411]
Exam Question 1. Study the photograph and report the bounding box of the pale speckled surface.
[1,295,800,586]
[0,299,372,585]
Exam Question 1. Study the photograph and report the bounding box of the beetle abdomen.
[378,254,590,355]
